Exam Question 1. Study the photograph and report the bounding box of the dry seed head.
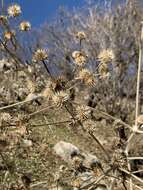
[32,49,48,62]
[98,49,114,64]
[72,51,81,59]
[4,30,15,40]
[76,105,91,121]
[72,51,87,66]
[0,15,8,25]
[7,4,21,17]
[52,91,69,107]
[78,69,95,86]
[19,21,31,31]
[76,31,86,40]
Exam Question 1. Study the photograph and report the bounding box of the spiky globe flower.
[98,49,114,64]
[72,51,87,66]
[78,69,95,86]
[52,91,69,107]
[19,21,31,31]
[76,105,91,121]
[7,4,21,17]
[0,15,8,25]
[76,31,86,40]
[4,30,15,40]
[32,49,48,62]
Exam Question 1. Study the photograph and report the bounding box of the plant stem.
[1,0,4,15]
[135,42,142,126]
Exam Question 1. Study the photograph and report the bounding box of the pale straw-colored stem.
[119,168,143,184]
[128,157,143,160]
[124,27,143,190]
[0,95,41,111]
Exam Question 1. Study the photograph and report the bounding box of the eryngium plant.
[0,0,143,190]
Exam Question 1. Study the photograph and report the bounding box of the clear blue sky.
[4,0,86,27]
[4,0,124,27]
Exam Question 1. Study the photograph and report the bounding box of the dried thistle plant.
[7,4,21,17]
[3,30,15,41]
[52,90,69,107]
[75,105,91,121]
[72,51,87,66]
[0,1,143,190]
[98,49,114,65]
[32,49,48,62]
[0,15,8,25]
[76,31,86,40]
[77,68,96,86]
[19,21,31,31]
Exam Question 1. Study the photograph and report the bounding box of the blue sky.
[4,0,86,27]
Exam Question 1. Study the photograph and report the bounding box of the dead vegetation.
[0,0,143,190]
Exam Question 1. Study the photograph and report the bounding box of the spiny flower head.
[19,21,31,31]
[98,49,114,64]
[52,91,69,107]
[76,105,91,121]
[0,15,8,25]
[76,31,86,40]
[72,51,87,66]
[32,49,48,62]
[4,30,15,40]
[78,69,95,86]
[7,4,21,17]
